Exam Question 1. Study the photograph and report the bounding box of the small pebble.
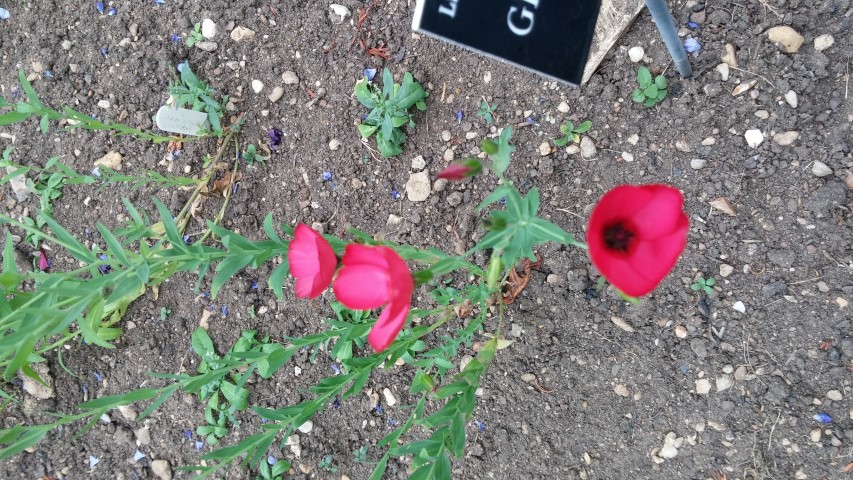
[201,19,217,39]
[411,155,426,170]
[690,158,707,170]
[557,100,570,113]
[622,152,634,162]
[695,378,712,395]
[811,161,833,177]
[772,131,799,146]
[826,390,843,401]
[268,86,284,102]
[580,136,597,159]
[151,459,172,480]
[251,80,264,93]
[628,46,644,63]
[282,70,299,85]
[194,41,218,52]
[674,325,688,338]
[732,301,746,313]
[328,139,340,151]
[784,90,798,108]
[813,34,834,52]
[613,384,630,397]
[715,63,730,81]
[719,264,734,277]
[382,388,398,406]
[538,142,551,156]
[297,421,313,434]
[744,129,763,148]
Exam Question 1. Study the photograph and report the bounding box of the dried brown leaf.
[709,197,737,216]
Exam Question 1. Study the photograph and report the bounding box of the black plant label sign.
[412,0,602,85]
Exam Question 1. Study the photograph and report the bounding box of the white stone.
[134,427,151,445]
[411,155,426,170]
[230,26,256,42]
[695,378,712,395]
[5,166,31,202]
[621,151,634,162]
[773,131,799,146]
[483,71,492,83]
[659,432,679,459]
[328,139,340,151]
[94,151,123,170]
[194,41,218,52]
[628,46,644,63]
[387,214,402,226]
[251,80,264,94]
[715,63,730,81]
[809,428,822,443]
[716,375,733,392]
[382,388,398,406]
[690,158,707,170]
[538,142,551,156]
[613,384,630,397]
[440,130,452,142]
[767,26,804,53]
[755,110,770,119]
[626,134,639,145]
[701,137,716,146]
[732,301,746,313]
[297,420,313,433]
[813,34,834,52]
[201,19,217,39]
[811,161,833,177]
[97,99,110,109]
[151,460,172,480]
[117,405,137,421]
[744,129,764,148]
[674,325,688,338]
[405,170,431,202]
[580,136,597,159]
[19,363,53,399]
[557,100,570,113]
[329,4,351,22]
[282,71,299,85]
[268,86,284,102]
[826,390,843,401]
[784,90,798,108]
[719,264,734,277]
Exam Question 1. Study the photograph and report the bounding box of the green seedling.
[353,445,369,463]
[159,307,171,321]
[476,100,498,124]
[169,63,228,135]
[553,120,592,146]
[691,275,715,296]
[354,68,427,157]
[318,454,337,472]
[632,66,668,108]
[241,144,267,167]
[186,23,204,48]
[256,457,290,480]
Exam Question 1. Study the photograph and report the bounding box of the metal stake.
[645,0,693,77]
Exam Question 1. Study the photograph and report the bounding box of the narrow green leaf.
[210,254,253,299]
[18,70,44,109]
[267,260,290,300]
[79,388,160,410]
[96,223,130,266]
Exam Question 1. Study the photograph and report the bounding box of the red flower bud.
[437,158,482,181]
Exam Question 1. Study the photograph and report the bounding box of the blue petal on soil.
[330,181,336,190]
[96,1,104,14]
[0,8,9,20]
[43,70,53,78]
[177,61,188,73]
[221,305,228,317]
[170,34,180,43]
[475,420,486,431]
[684,38,701,53]
[133,450,146,461]
[267,456,277,466]
[107,6,116,15]
[201,291,210,298]
[268,128,283,152]
[363,68,377,81]
[101,47,109,58]
[456,110,463,123]
[184,430,193,439]
[251,280,258,289]
[372,404,385,415]
[322,171,332,181]
[93,371,102,382]
[182,234,191,244]
[333,398,341,409]
[330,363,341,375]
[154,0,166,4]
[688,21,699,29]
[813,413,832,424]
[89,456,100,468]
[232,181,240,194]
[388,419,399,426]
[92,166,101,177]
[194,440,204,451]
[391,190,400,200]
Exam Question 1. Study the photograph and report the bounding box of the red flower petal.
[333,263,390,309]
[587,185,688,297]
[437,163,470,181]
[287,224,337,299]
[368,302,411,352]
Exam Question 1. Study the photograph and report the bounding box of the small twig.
[728,66,776,89]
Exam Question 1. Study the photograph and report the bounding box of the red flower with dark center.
[587,185,688,297]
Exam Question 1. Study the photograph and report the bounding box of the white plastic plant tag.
[155,106,208,135]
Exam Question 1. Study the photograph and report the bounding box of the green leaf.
[654,75,667,89]
[96,223,130,266]
[354,79,377,108]
[552,136,569,147]
[529,218,573,244]
[643,84,659,98]
[644,97,657,108]
[574,120,592,134]
[18,70,44,109]
[191,327,216,360]
[268,260,290,300]
[38,114,49,134]
[525,188,540,217]
[0,111,32,126]
[490,126,515,177]
[78,388,160,410]
[210,254,253,299]
[656,89,667,101]
[357,123,378,138]
[631,89,645,103]
[39,214,96,263]
[219,381,249,411]
[637,66,652,88]
[381,68,395,99]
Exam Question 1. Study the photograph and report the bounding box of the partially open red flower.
[287,224,337,299]
[332,244,413,352]
[586,185,688,297]
[437,158,482,181]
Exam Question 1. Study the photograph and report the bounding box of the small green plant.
[318,454,337,472]
[354,68,427,157]
[353,445,369,463]
[476,100,498,124]
[690,275,716,296]
[241,144,267,167]
[553,120,592,146]
[169,63,228,135]
[186,23,204,48]
[159,306,171,321]
[632,66,667,107]
[256,456,289,480]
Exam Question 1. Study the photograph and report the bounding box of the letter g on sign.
[507,5,534,36]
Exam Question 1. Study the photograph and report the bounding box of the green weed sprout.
[632,66,668,108]
[553,120,592,146]
[476,100,498,124]
[354,68,427,157]
[691,275,716,296]
[186,23,204,47]
[169,63,228,135]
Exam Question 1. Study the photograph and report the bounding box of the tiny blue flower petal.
[456,110,463,123]
[195,440,204,451]
[251,281,258,289]
[183,235,191,244]
[93,371,102,382]
[322,171,332,181]
[688,21,699,29]
[475,420,486,431]
[133,450,146,461]
[0,7,10,20]
[391,190,400,200]
[184,430,193,439]
[363,68,377,81]
[221,305,228,317]
[96,1,104,14]
[101,47,109,58]
[267,456,277,466]
[813,413,832,424]
[170,34,180,43]
[330,364,341,375]
[684,38,701,53]
[154,0,166,4]
[232,181,240,194]
[372,404,385,415]
[43,70,53,78]
[107,6,116,15]
[92,166,101,177]
[333,398,341,409]
[177,61,188,73]
[89,455,100,468]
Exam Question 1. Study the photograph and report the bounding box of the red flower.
[586,185,688,297]
[332,244,413,352]
[287,224,337,299]
[437,158,482,181]
[38,249,49,271]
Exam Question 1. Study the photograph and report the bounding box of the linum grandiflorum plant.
[0,66,689,479]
